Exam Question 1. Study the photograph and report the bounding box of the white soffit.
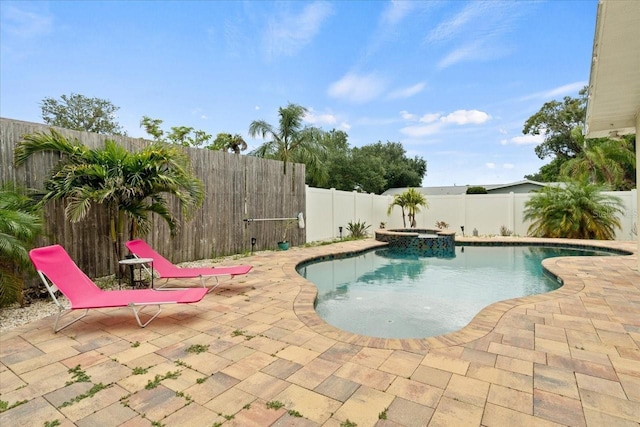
[585,0,640,138]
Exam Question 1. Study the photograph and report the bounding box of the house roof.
[382,180,551,196]
[584,0,640,138]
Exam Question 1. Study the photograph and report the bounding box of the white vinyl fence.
[305,186,638,242]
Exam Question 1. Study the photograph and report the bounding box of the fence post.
[509,192,515,235]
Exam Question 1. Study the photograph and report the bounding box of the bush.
[466,186,488,194]
[346,220,371,238]
[499,226,512,236]
[435,221,449,229]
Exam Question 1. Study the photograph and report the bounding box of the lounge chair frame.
[125,239,252,292]
[30,245,208,333]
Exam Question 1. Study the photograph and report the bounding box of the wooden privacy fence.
[1,118,306,278]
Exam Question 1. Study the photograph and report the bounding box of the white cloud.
[498,128,508,135]
[503,163,515,169]
[255,106,261,110]
[400,110,417,121]
[420,113,441,123]
[427,1,527,69]
[1,5,52,38]
[440,109,491,125]
[520,81,587,101]
[387,82,426,99]
[427,2,481,43]
[304,108,338,126]
[400,123,443,138]
[340,122,351,131]
[509,134,544,145]
[327,72,386,103]
[486,162,496,169]
[264,2,333,59]
[381,0,416,25]
[400,108,491,138]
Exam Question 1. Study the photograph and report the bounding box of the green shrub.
[346,220,371,238]
[466,186,488,194]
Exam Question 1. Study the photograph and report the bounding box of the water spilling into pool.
[297,245,615,339]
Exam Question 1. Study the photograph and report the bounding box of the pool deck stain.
[1,237,639,426]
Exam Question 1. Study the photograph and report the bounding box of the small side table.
[118,257,154,289]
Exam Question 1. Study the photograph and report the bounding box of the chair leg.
[130,304,162,327]
[203,276,221,293]
[53,308,89,333]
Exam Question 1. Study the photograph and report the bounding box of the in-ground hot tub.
[375,228,456,258]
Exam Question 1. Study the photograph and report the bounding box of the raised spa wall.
[375,228,456,258]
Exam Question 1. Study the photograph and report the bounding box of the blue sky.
[1,1,597,187]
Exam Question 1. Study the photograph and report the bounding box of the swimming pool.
[297,245,616,339]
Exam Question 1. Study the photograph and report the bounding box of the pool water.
[297,245,614,339]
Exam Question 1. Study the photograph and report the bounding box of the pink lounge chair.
[125,239,252,291]
[29,245,208,332]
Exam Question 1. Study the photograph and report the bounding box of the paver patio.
[1,237,639,426]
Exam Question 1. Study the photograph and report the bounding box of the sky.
[1,0,598,187]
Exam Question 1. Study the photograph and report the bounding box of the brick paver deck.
[1,237,638,426]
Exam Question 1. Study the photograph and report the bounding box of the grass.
[186,344,209,354]
[66,365,90,385]
[145,371,181,390]
[59,383,109,408]
[0,399,28,413]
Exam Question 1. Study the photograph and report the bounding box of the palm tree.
[387,188,428,228]
[404,188,428,228]
[388,192,409,228]
[210,133,248,154]
[248,103,327,184]
[0,184,42,306]
[523,181,624,239]
[560,128,636,190]
[14,130,204,263]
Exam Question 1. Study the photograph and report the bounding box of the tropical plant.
[435,221,449,229]
[209,133,248,154]
[559,128,636,190]
[346,220,370,238]
[278,219,297,243]
[140,116,212,147]
[0,184,43,306]
[248,103,327,184]
[523,181,624,239]
[41,93,126,135]
[388,188,427,228]
[14,129,204,265]
[499,225,512,236]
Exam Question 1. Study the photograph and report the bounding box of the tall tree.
[140,116,212,147]
[305,129,386,193]
[523,87,587,161]
[14,130,204,267]
[41,93,126,135]
[524,157,564,182]
[248,103,327,184]
[357,142,427,190]
[0,184,43,306]
[523,181,624,240]
[208,133,248,154]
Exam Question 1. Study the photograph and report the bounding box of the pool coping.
[290,236,639,352]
